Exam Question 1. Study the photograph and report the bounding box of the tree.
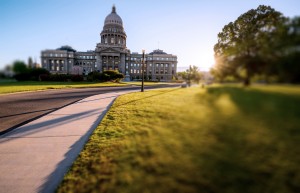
[177,65,202,84]
[275,17,300,83]
[187,65,202,84]
[28,57,33,68]
[12,61,27,74]
[213,5,287,86]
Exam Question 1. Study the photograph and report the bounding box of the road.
[0,84,180,134]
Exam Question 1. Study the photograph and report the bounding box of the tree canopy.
[177,65,202,84]
[212,5,299,85]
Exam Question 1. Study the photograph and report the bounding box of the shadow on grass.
[193,86,300,193]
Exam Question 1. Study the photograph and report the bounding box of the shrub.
[87,71,101,81]
[30,68,50,81]
[39,74,50,81]
[14,72,31,81]
[70,75,84,82]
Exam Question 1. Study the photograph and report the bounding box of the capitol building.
[41,5,177,81]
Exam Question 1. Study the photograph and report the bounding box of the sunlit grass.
[57,85,300,193]
[0,81,166,94]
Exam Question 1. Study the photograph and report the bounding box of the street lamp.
[141,49,145,92]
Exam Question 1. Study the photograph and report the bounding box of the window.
[165,64,168,67]
[56,66,59,71]
[44,60,46,63]
[50,53,53,57]
[111,38,114,43]
[149,63,152,67]
[105,38,108,44]
[118,39,121,44]
[55,54,58,57]
[161,64,164,67]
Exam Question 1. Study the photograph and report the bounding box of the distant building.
[41,5,177,81]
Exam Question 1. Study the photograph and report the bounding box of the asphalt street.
[0,84,179,134]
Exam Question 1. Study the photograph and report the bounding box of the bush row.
[87,70,124,82]
[14,68,50,81]
[39,74,83,82]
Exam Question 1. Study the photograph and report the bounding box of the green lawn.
[57,85,300,193]
[0,81,164,94]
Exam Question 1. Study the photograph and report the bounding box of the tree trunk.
[244,77,250,86]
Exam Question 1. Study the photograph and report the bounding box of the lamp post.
[141,49,145,92]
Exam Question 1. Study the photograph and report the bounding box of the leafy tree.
[177,71,188,80]
[177,65,202,84]
[275,16,300,83]
[28,57,33,68]
[187,65,202,84]
[12,61,28,74]
[213,5,287,86]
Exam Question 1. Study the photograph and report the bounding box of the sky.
[0,0,299,71]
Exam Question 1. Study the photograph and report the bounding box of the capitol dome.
[104,5,123,27]
[100,5,127,47]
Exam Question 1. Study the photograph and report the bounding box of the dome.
[104,5,123,26]
[149,49,167,55]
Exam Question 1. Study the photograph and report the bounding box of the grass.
[0,81,165,94]
[57,85,300,193]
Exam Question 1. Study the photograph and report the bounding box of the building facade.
[41,5,177,81]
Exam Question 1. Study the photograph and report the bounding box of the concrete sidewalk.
[0,90,133,193]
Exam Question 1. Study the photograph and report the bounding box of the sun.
[199,51,215,71]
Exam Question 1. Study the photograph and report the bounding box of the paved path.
[0,86,139,133]
[0,90,134,193]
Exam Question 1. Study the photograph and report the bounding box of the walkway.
[0,90,133,193]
